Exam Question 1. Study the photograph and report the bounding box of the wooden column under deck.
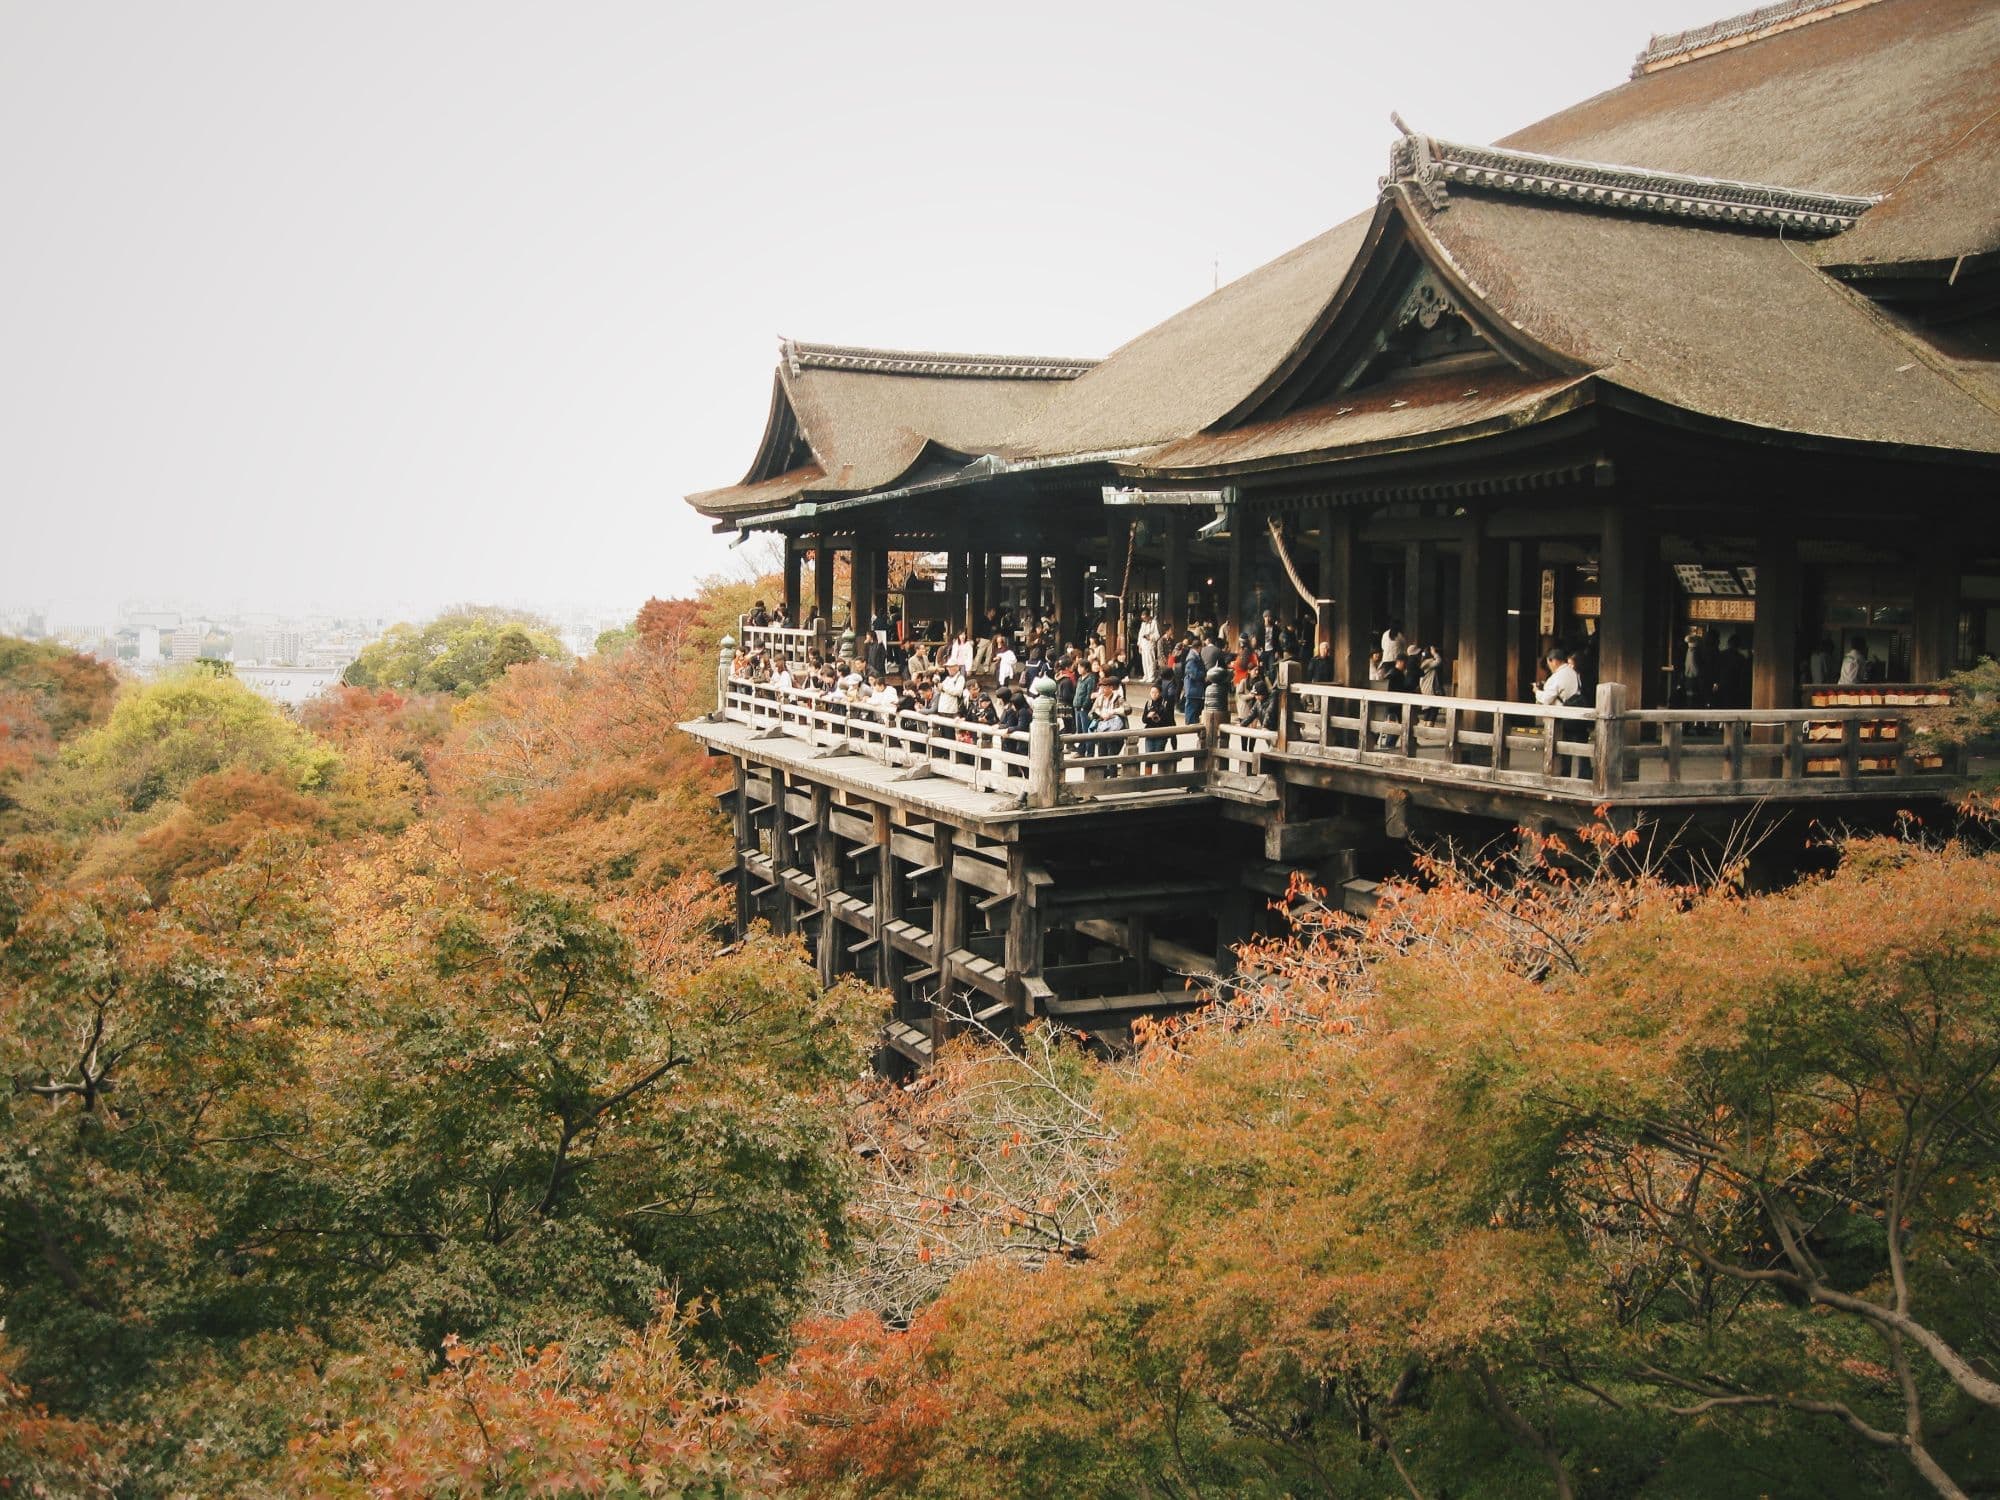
[1752,529,1801,710]
[872,805,898,993]
[983,551,1004,625]
[1404,540,1440,649]
[930,835,960,1056]
[811,786,839,987]
[731,762,752,933]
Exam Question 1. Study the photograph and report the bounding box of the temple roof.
[688,0,2000,526]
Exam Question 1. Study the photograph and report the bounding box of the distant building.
[168,627,203,664]
[236,666,344,709]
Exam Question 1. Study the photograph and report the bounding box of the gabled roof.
[688,340,1096,522]
[688,0,2000,526]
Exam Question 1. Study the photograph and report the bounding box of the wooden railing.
[715,670,1966,811]
[736,618,828,667]
[1282,681,1964,801]
[1058,721,1209,794]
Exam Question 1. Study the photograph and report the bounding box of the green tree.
[343,606,569,696]
[20,668,339,837]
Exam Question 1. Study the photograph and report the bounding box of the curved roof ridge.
[782,339,1097,381]
[1634,0,1888,76]
[1386,131,1877,235]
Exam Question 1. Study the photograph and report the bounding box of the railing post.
[714,633,735,719]
[1274,659,1298,752]
[1592,681,1628,796]
[1201,664,1227,773]
[1028,676,1062,808]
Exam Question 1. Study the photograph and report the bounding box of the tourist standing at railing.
[749,600,770,629]
[1076,659,1100,734]
[1092,678,1128,771]
[937,665,966,717]
[1535,648,1580,707]
[1380,618,1406,662]
[1306,639,1335,685]
[867,676,899,721]
[995,637,1019,686]
[1137,610,1159,684]
[947,632,974,674]
[1141,684,1171,773]
[1182,644,1206,725]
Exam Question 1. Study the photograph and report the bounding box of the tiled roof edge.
[1632,0,1886,77]
[1384,133,1878,236]
[782,339,1098,381]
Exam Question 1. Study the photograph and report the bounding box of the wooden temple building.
[682,0,2000,1062]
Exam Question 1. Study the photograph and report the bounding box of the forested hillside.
[3,596,1998,1498]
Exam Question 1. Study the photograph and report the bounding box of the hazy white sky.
[1,0,1733,625]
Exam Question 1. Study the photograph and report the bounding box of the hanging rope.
[1268,516,1332,611]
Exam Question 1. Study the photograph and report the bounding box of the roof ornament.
[1385,131,1875,235]
[780,337,803,378]
[1383,116,1451,213]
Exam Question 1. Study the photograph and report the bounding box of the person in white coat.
[1137,610,1159,684]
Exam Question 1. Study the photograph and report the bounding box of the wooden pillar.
[876,549,892,621]
[1404,541,1440,648]
[947,549,969,635]
[968,549,987,636]
[731,762,752,937]
[931,833,960,1055]
[1004,845,1043,1016]
[768,769,794,935]
[782,537,802,623]
[1224,507,1247,648]
[813,534,835,626]
[1506,541,1538,703]
[811,786,838,987]
[1314,512,1338,652]
[1326,510,1365,686]
[850,547,875,634]
[1456,511,1504,699]
[872,805,898,996]
[1024,553,1044,622]
[1752,529,1801,710]
[1161,514,1188,637]
[1912,546,1962,683]
[983,551,1004,624]
[1106,515,1133,660]
[1056,550,1086,650]
[1597,506,1652,699]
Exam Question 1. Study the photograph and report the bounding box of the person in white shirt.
[1535,648,1581,707]
[996,641,1019,685]
[1839,639,1866,685]
[947,633,974,673]
[1380,619,1407,662]
[772,664,793,692]
[868,679,900,719]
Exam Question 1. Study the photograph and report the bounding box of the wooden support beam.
[814,534,835,626]
[1752,529,1800,710]
[782,536,802,623]
[1912,545,1962,683]
[872,804,898,995]
[1457,510,1504,700]
[1004,845,1041,1014]
[1224,507,1247,648]
[731,762,752,936]
[1024,552,1044,620]
[1161,512,1189,638]
[931,839,961,1056]
[1327,508,1365,686]
[811,787,839,987]
[1597,504,1653,703]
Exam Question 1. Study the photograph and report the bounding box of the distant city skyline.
[3,0,1731,626]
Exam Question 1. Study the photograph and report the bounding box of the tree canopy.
[342,606,569,696]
